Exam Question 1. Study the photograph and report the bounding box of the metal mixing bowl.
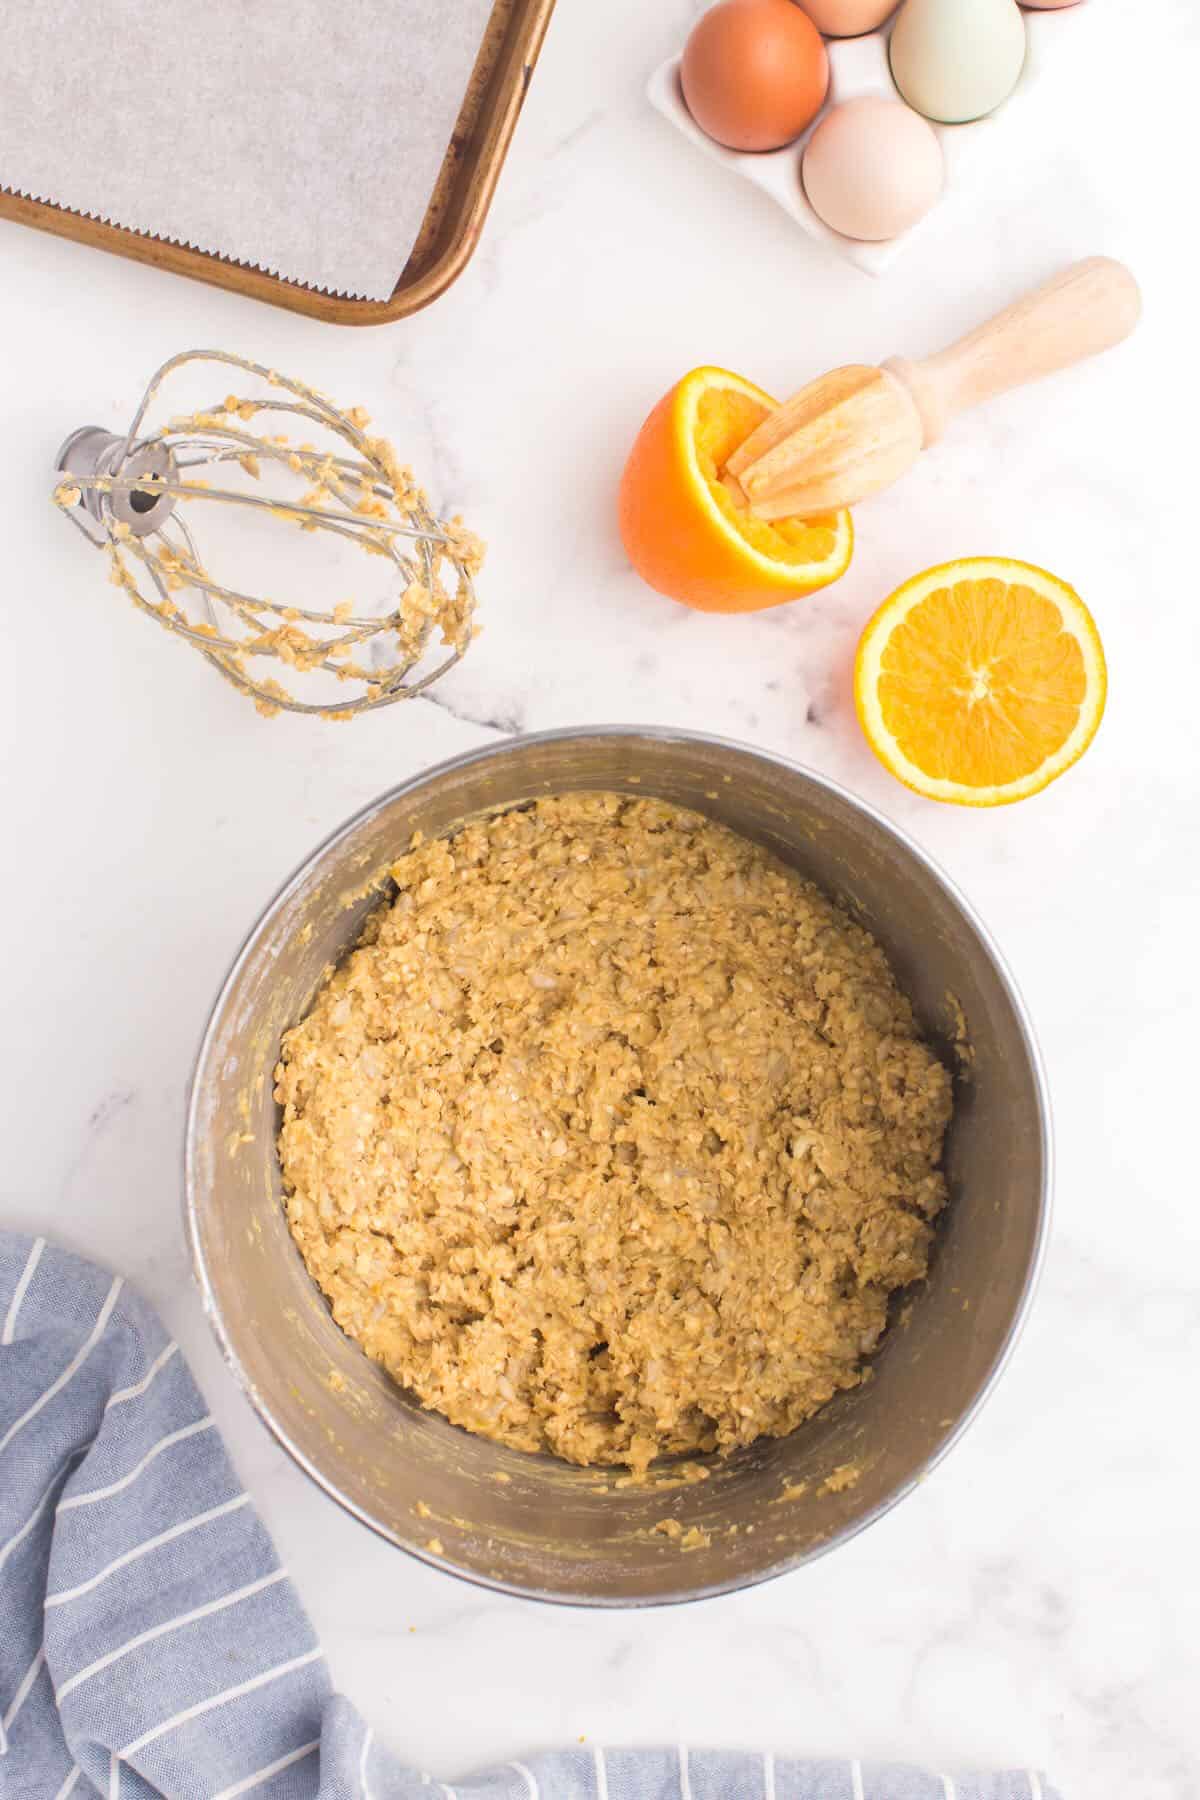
[185,727,1050,1605]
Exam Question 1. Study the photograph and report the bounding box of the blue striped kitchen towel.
[0,1233,1062,1800]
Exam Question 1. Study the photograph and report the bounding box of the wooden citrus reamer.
[722,258,1142,520]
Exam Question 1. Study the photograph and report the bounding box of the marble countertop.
[1,3,1195,1796]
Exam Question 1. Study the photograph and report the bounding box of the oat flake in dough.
[277,792,953,1473]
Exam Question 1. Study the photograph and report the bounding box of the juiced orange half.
[618,366,853,613]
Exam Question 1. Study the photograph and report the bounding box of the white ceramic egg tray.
[648,7,1074,275]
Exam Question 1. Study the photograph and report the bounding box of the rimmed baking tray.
[0,0,555,326]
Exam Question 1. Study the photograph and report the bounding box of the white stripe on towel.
[2,1237,45,1344]
[2,1644,45,1732]
[360,1726,374,1800]
[57,1568,289,1699]
[109,1751,121,1800]
[210,1737,321,1800]
[0,1276,122,1456]
[52,1767,81,1800]
[941,1778,956,1800]
[762,1751,776,1800]
[850,1759,865,1800]
[45,1493,251,1606]
[510,1761,539,1800]
[679,1745,693,1800]
[119,1646,324,1758]
[104,1341,178,1412]
[59,1417,215,1510]
[593,1746,609,1800]
[0,1463,77,1576]
[1029,1777,1044,1800]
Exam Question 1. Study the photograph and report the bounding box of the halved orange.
[618,366,853,613]
[855,557,1107,807]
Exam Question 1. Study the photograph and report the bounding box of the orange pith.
[618,367,852,613]
[855,558,1107,807]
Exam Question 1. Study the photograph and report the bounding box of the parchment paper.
[0,0,497,300]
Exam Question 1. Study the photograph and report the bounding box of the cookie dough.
[277,792,952,1472]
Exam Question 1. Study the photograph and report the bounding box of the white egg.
[802,96,943,241]
[889,0,1026,124]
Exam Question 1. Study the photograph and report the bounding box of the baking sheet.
[0,0,496,301]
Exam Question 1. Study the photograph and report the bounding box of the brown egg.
[798,0,898,34]
[681,0,830,153]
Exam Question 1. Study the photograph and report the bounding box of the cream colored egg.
[802,96,943,241]
[798,0,898,34]
[890,0,1026,124]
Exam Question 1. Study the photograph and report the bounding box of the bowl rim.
[184,723,1053,1607]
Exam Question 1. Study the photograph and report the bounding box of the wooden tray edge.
[0,0,556,327]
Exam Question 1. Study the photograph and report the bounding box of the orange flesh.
[877,579,1088,787]
[693,389,840,568]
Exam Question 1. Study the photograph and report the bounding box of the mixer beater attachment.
[54,350,482,718]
